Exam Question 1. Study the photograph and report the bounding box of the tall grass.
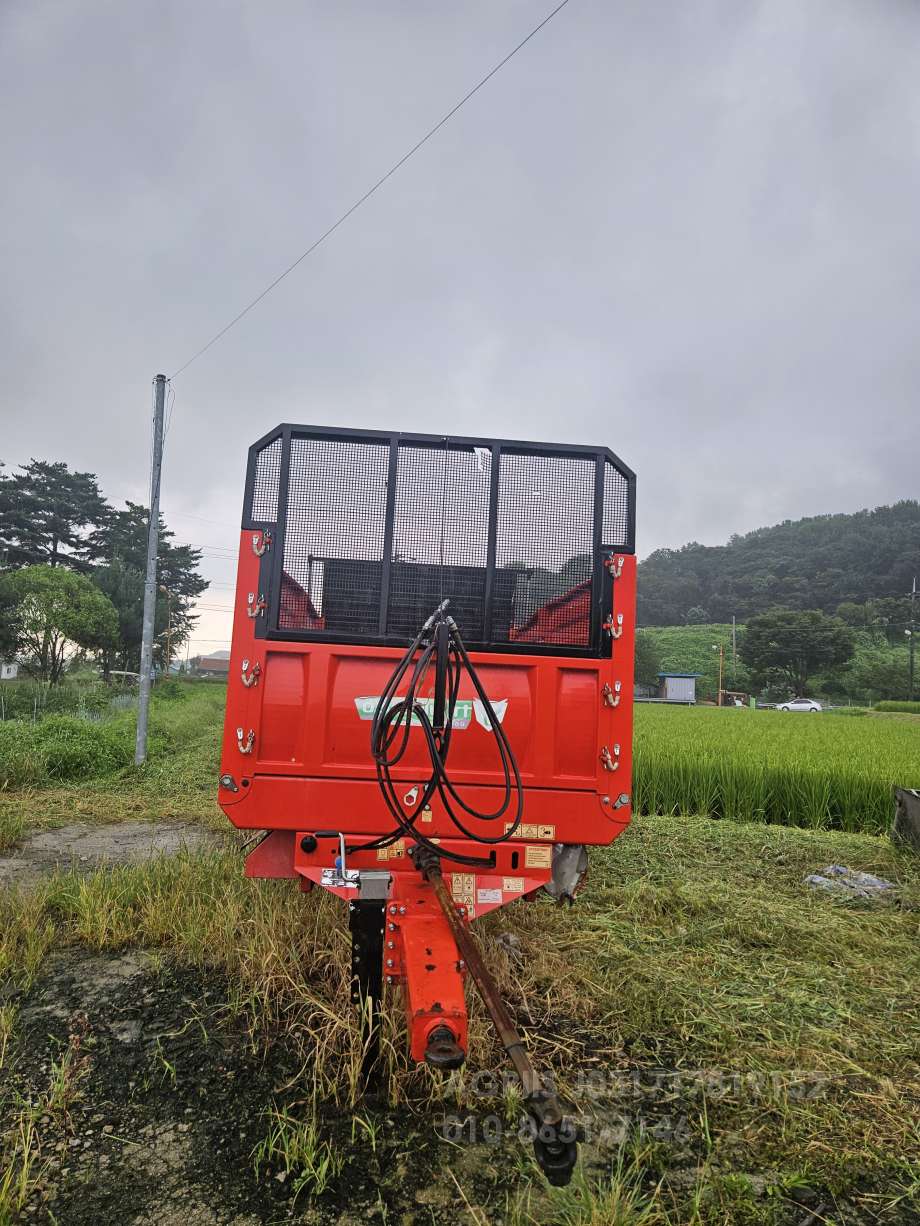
[0,681,220,791]
[633,705,920,833]
[0,678,114,723]
[875,700,920,714]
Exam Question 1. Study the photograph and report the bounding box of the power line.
[170,0,573,379]
[164,509,232,529]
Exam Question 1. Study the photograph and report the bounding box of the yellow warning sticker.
[421,806,433,823]
[524,845,552,869]
[503,877,524,893]
[504,822,555,840]
[376,848,389,861]
[450,873,475,905]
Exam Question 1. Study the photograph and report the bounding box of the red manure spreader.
[219,425,636,1183]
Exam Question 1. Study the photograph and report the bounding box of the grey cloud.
[2,0,918,649]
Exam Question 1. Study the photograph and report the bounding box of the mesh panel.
[495,453,595,647]
[251,436,282,521]
[279,437,389,634]
[266,429,633,652]
[387,444,492,638]
[603,460,630,545]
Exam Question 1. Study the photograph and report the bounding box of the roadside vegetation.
[0,683,224,849]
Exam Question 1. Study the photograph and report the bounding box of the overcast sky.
[2,0,918,654]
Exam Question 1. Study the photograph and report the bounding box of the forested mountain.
[637,501,920,626]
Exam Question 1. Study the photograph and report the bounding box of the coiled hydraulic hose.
[353,602,523,867]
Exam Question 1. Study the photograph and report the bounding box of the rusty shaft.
[422,859,559,1120]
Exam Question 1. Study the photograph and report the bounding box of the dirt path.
[0,821,223,889]
[4,952,293,1224]
[2,951,460,1223]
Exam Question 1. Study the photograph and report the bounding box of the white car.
[777,698,822,712]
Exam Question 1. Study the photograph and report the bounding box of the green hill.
[637,500,920,626]
[638,623,746,700]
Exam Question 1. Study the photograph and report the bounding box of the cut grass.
[1,817,918,1223]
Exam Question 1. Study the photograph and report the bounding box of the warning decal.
[524,845,552,869]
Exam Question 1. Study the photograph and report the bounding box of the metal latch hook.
[251,530,272,556]
[601,681,622,708]
[599,743,620,772]
[240,659,262,688]
[603,613,624,640]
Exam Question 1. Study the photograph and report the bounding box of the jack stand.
[412,845,579,1186]
[349,894,386,1086]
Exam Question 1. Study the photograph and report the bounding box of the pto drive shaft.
[415,847,578,1186]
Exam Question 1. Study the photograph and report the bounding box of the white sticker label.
[354,695,486,730]
[477,887,502,905]
[473,699,508,731]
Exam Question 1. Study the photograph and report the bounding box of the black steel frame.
[242,424,636,659]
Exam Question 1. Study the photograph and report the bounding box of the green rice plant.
[633,705,920,834]
[875,700,920,714]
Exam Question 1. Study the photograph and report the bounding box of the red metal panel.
[244,830,298,878]
[219,532,638,858]
[260,652,308,764]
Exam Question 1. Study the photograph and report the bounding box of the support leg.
[348,899,385,1084]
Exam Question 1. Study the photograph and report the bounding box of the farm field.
[634,704,920,834]
[0,684,918,1223]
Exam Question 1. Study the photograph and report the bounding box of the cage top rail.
[241,425,635,658]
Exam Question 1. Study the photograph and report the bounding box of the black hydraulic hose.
[353,604,524,866]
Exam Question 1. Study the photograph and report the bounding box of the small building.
[658,672,701,704]
[0,660,19,682]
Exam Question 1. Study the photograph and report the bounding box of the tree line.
[0,459,207,682]
[637,500,920,629]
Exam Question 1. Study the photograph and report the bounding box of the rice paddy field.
[633,704,920,834]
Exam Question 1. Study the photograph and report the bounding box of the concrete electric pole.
[909,577,917,702]
[135,375,167,765]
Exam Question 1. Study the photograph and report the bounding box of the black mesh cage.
[243,426,635,656]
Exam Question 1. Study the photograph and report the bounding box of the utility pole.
[909,577,917,702]
[731,615,737,683]
[713,642,724,706]
[135,374,167,765]
[161,585,173,675]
